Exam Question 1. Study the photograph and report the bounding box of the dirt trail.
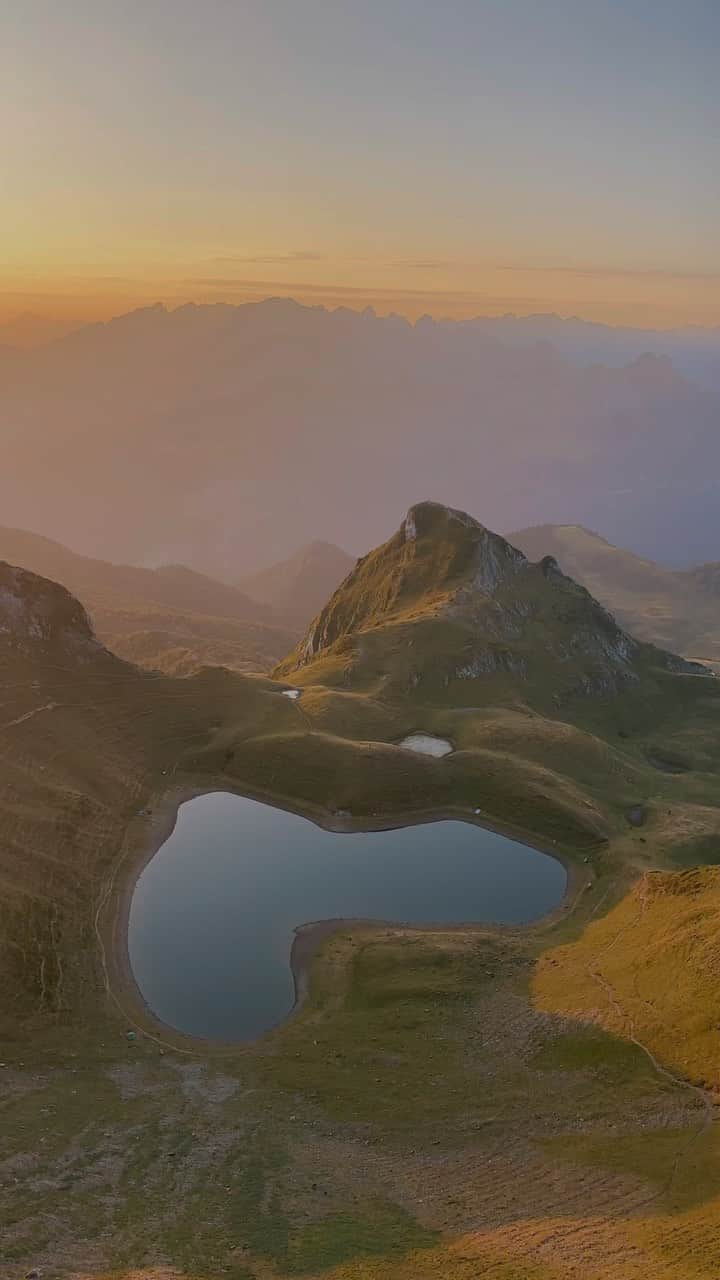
[0,700,58,730]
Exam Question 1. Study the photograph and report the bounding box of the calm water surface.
[128,792,566,1040]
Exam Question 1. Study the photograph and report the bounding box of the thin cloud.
[209,251,326,266]
[388,260,445,271]
[499,263,720,283]
[186,275,488,300]
[338,257,720,285]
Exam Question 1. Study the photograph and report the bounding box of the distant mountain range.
[1,298,718,575]
[440,312,720,393]
[6,305,720,388]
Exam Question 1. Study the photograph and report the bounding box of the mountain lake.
[128,791,567,1040]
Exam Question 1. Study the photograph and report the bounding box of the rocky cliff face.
[0,561,100,657]
[278,501,705,699]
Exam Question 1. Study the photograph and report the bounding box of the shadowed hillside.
[0,559,365,1039]
[0,524,298,673]
[686,560,720,599]
[0,559,291,1027]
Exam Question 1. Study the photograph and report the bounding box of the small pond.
[128,792,566,1041]
[399,733,454,757]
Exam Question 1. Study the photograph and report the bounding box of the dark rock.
[540,554,561,579]
[626,804,648,828]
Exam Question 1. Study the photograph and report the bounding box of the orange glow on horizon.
[2,254,719,341]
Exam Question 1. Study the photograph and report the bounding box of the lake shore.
[97,775,590,1056]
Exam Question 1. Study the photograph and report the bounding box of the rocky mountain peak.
[400,501,528,596]
[283,502,541,669]
[402,500,483,542]
[278,502,708,704]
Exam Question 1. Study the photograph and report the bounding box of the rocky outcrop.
[455,649,528,679]
[0,561,100,657]
[404,502,528,595]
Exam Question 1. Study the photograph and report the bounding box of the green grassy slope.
[534,864,720,1089]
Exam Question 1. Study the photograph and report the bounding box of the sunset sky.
[2,0,718,336]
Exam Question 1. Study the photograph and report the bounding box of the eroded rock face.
[403,509,418,541]
[455,649,528,679]
[663,652,711,676]
[0,561,99,656]
[406,503,528,597]
[469,527,527,596]
[403,501,479,536]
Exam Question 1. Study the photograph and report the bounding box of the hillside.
[509,523,720,665]
[240,539,356,625]
[0,558,182,1023]
[0,559,315,1032]
[0,523,298,673]
[686,560,720,598]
